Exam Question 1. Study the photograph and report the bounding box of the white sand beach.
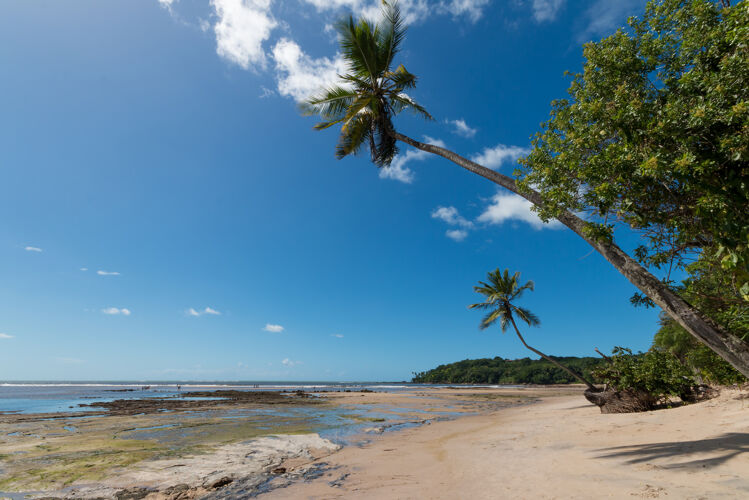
[262,387,749,499]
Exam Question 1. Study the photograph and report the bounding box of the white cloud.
[431,206,473,228]
[443,0,491,23]
[532,0,564,22]
[300,0,489,24]
[157,0,177,8]
[477,192,562,230]
[211,0,277,70]
[445,229,469,241]
[264,323,284,333]
[188,306,222,317]
[577,0,643,42]
[24,246,42,252]
[282,357,301,366]
[272,38,349,102]
[331,333,344,338]
[379,136,446,184]
[97,270,120,276]
[80,267,88,271]
[0,333,14,339]
[471,144,529,170]
[447,118,477,138]
[102,307,132,316]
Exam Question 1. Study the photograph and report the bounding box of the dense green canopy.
[411,356,606,385]
[519,0,748,298]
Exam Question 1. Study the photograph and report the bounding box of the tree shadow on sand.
[595,433,749,469]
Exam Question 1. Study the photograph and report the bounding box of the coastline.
[1,386,746,499]
[0,385,537,498]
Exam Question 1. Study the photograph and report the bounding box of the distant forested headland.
[412,357,606,385]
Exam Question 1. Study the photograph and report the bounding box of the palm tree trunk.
[508,315,597,391]
[393,132,749,378]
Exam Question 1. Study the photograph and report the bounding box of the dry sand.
[262,387,749,499]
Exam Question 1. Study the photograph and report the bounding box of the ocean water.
[0,381,510,414]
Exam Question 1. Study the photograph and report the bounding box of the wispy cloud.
[445,229,469,241]
[380,136,447,184]
[0,333,14,339]
[282,357,302,367]
[80,267,88,272]
[432,206,474,242]
[532,0,564,22]
[300,0,491,24]
[211,0,277,70]
[447,118,477,138]
[272,38,348,102]
[187,307,222,317]
[431,206,473,228]
[97,270,120,276]
[477,192,562,230]
[263,323,284,333]
[471,144,529,170]
[577,0,643,43]
[24,246,43,252]
[331,333,344,338]
[102,307,132,316]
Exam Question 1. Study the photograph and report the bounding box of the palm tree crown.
[469,269,540,332]
[302,1,432,167]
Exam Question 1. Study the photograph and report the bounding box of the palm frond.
[303,85,358,120]
[512,306,541,327]
[467,300,497,310]
[512,278,535,300]
[336,15,379,82]
[377,1,407,73]
[372,114,398,166]
[388,92,433,120]
[336,113,373,159]
[480,309,503,330]
[385,64,417,90]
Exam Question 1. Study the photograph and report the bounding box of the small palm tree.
[469,269,597,390]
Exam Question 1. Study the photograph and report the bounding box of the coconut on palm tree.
[302,1,749,378]
[468,268,597,391]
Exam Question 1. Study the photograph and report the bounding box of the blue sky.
[0,0,655,381]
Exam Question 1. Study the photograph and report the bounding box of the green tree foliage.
[591,347,696,403]
[519,0,749,298]
[411,356,606,385]
[652,251,749,383]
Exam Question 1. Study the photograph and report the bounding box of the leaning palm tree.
[469,269,597,391]
[302,1,749,378]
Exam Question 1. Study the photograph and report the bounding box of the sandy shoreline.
[263,387,749,499]
[1,386,747,499]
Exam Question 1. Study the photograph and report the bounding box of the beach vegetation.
[303,0,749,377]
[591,347,697,407]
